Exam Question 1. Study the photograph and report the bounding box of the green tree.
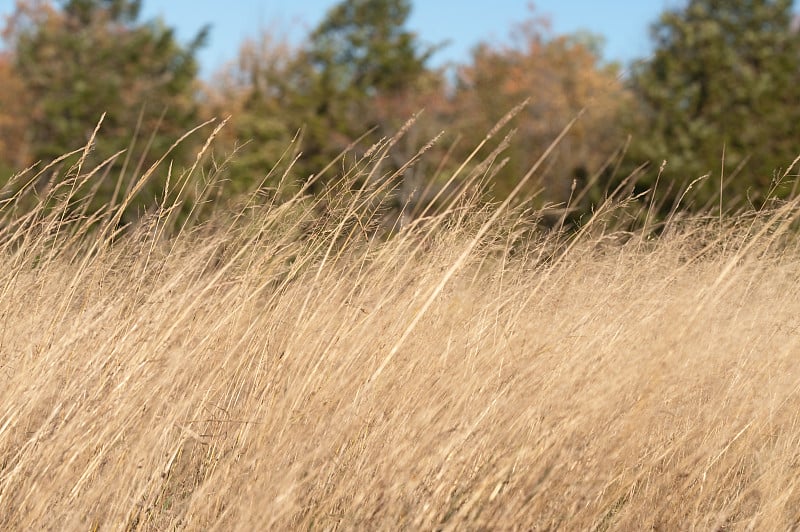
[629,0,800,210]
[206,0,443,203]
[208,13,450,217]
[299,0,439,177]
[3,0,208,211]
[205,31,299,195]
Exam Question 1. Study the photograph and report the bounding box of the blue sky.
[1,1,680,77]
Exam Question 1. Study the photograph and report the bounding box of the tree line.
[1,0,799,222]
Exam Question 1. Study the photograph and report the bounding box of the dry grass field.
[2,130,800,530]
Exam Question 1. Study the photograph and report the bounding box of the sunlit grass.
[2,122,800,530]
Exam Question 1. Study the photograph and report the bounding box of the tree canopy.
[2,0,799,224]
[630,0,800,209]
[3,0,208,213]
[453,14,629,206]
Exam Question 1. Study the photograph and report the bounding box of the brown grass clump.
[2,125,800,530]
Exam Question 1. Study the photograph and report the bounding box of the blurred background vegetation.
[1,0,799,223]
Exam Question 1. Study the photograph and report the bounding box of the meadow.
[2,125,800,530]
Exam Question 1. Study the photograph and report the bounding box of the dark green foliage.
[217,0,442,201]
[308,0,431,97]
[8,0,208,213]
[299,0,437,172]
[629,0,800,210]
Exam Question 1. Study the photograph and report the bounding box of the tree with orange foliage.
[0,50,31,175]
[452,8,631,211]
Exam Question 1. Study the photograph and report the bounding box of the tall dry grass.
[2,121,800,530]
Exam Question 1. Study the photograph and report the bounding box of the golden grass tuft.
[2,125,800,530]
